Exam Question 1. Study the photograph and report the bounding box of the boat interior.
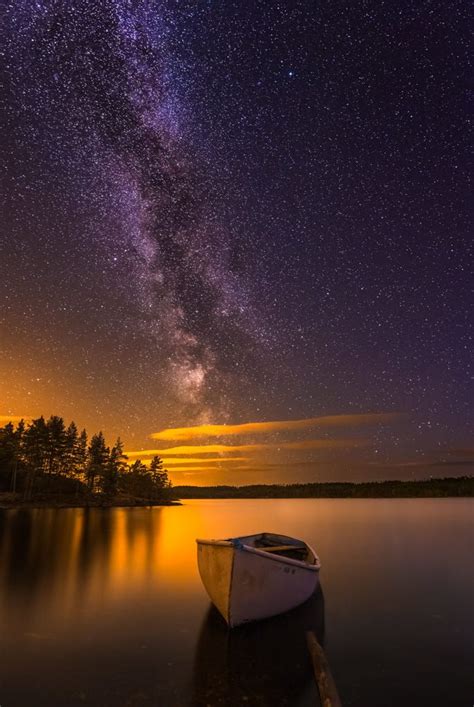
[237,532,315,564]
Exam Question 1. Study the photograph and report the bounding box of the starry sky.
[1,1,472,484]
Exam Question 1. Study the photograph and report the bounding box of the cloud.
[159,457,248,466]
[370,446,474,471]
[445,449,474,457]
[0,415,30,424]
[169,467,225,474]
[125,437,367,458]
[150,413,399,441]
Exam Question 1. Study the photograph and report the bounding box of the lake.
[0,499,472,706]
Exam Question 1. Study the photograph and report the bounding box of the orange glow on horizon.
[0,414,31,423]
[159,456,248,466]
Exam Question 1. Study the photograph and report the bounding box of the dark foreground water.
[0,499,472,707]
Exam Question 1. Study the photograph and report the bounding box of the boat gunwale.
[196,538,321,571]
[196,538,233,547]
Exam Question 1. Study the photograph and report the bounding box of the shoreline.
[0,496,471,509]
[173,477,474,500]
[0,496,181,510]
[1,477,472,508]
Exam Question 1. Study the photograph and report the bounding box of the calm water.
[0,499,472,706]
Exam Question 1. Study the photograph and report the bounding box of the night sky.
[1,1,472,484]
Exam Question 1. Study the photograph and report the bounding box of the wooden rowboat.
[196,532,321,627]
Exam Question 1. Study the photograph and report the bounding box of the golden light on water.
[1,502,472,706]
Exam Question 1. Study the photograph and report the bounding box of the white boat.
[196,532,321,627]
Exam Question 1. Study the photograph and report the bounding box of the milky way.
[2,1,270,424]
[0,1,472,480]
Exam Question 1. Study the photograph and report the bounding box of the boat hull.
[196,540,234,622]
[197,535,320,627]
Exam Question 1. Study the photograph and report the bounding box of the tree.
[99,438,127,497]
[0,423,17,490]
[128,460,149,478]
[149,456,171,496]
[10,419,25,492]
[75,429,88,479]
[1,418,172,503]
[46,416,67,475]
[86,432,108,492]
[124,459,154,498]
[23,416,49,499]
[63,421,78,475]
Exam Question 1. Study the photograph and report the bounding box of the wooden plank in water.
[306,631,342,707]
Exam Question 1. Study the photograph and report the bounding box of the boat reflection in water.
[192,585,325,706]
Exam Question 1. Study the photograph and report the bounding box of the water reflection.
[0,508,166,622]
[192,587,325,706]
[0,499,472,707]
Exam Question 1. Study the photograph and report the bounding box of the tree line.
[0,416,172,503]
[173,477,474,499]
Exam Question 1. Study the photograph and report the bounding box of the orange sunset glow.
[0,410,411,484]
[118,413,403,484]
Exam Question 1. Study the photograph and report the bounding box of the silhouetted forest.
[174,477,474,499]
[0,417,173,506]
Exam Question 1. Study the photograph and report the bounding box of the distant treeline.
[0,417,172,505]
[174,477,474,499]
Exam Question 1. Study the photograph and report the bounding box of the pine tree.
[46,416,67,475]
[129,460,149,475]
[75,429,88,479]
[111,438,127,470]
[0,423,17,490]
[127,459,153,498]
[149,455,171,496]
[23,416,49,499]
[15,419,25,447]
[64,421,78,476]
[86,432,108,492]
[10,419,25,492]
[99,438,127,497]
